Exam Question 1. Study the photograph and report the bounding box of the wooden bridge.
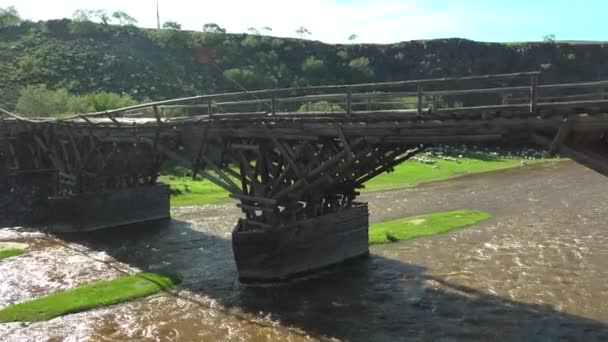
[2,71,608,282]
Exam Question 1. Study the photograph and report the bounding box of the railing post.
[207,101,213,120]
[530,75,538,114]
[417,85,423,117]
[346,88,352,118]
[153,105,161,123]
[271,93,276,116]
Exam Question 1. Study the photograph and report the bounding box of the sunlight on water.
[1,162,608,341]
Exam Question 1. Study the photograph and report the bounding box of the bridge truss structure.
[2,71,608,281]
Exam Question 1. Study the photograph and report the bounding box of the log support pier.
[0,120,172,230]
[47,184,170,232]
[178,125,422,282]
[233,203,369,282]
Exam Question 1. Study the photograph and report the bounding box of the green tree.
[543,34,556,43]
[15,85,71,117]
[337,49,349,61]
[296,26,311,39]
[92,9,111,25]
[163,21,182,30]
[0,6,21,28]
[72,9,91,21]
[349,56,374,81]
[112,11,137,26]
[348,34,358,43]
[70,9,98,35]
[301,56,326,79]
[202,23,226,33]
[223,67,257,88]
[242,35,260,48]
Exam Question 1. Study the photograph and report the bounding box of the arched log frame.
[194,126,425,230]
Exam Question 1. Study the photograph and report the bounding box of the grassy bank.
[160,151,554,207]
[369,209,492,244]
[0,242,28,260]
[364,156,539,192]
[0,273,179,323]
[159,174,229,206]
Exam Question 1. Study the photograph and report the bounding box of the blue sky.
[3,0,606,43]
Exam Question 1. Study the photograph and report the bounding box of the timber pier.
[2,71,608,282]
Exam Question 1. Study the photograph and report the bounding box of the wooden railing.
[3,71,608,125]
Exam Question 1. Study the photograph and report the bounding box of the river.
[1,161,607,341]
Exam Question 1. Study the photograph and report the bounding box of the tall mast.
[156,0,161,29]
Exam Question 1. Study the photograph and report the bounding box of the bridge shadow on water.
[58,218,608,341]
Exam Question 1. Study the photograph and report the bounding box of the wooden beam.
[105,113,122,126]
[548,116,575,156]
[241,219,273,229]
[417,85,423,117]
[142,138,239,193]
[532,133,608,176]
[230,193,277,205]
[346,89,352,118]
[237,203,276,213]
[336,124,353,161]
[530,75,538,114]
[271,136,302,178]
[271,138,365,200]
[199,154,242,192]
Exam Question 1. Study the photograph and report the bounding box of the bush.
[349,57,374,81]
[82,91,137,111]
[15,85,137,117]
[15,85,71,117]
[298,101,343,112]
[301,56,326,75]
[16,55,45,80]
[147,27,191,48]
[223,67,258,88]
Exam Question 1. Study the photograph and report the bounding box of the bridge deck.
[2,71,608,281]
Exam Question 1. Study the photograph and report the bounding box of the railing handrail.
[5,70,608,124]
[51,71,542,121]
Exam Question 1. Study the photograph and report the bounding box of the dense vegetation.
[1,7,608,113]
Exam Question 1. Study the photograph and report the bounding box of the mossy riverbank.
[0,242,28,260]
[0,272,179,323]
[368,209,492,244]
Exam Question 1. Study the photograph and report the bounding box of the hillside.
[2,19,608,109]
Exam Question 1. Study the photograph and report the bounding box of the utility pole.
[156,0,161,29]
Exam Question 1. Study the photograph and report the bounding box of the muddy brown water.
[1,161,608,341]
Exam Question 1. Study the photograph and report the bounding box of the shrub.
[147,26,191,48]
[298,101,343,112]
[15,85,71,117]
[15,85,137,117]
[301,56,326,75]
